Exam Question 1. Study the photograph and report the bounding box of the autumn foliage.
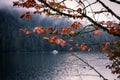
[106,41,120,78]
[13,0,120,78]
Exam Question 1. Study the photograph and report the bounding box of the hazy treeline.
[0,8,119,52]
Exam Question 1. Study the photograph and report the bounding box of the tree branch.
[71,53,108,80]
[39,0,120,37]
[39,1,108,30]
[97,0,120,20]
[83,1,98,10]
[39,0,78,18]
[109,0,120,4]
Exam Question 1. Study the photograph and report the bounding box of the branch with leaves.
[12,0,120,78]
[97,0,120,20]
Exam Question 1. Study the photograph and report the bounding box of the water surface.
[1,52,118,80]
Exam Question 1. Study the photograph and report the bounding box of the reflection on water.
[1,52,118,80]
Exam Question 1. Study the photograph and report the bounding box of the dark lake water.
[1,52,118,80]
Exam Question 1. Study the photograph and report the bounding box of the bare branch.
[71,53,108,80]
[109,0,120,4]
[83,1,98,10]
[88,10,108,14]
[97,0,120,20]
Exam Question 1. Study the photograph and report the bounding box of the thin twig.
[97,0,120,20]
[109,0,120,4]
[71,53,108,80]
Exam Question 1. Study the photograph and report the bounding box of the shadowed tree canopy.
[12,0,120,78]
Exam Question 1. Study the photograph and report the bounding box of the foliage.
[12,0,120,78]
[106,41,120,78]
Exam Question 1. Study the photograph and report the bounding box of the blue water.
[1,52,118,80]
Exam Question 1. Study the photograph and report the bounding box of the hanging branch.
[109,0,120,4]
[97,0,120,20]
[39,0,78,18]
[38,0,111,34]
[83,1,98,10]
[71,53,108,80]
[13,0,120,37]
[38,0,120,37]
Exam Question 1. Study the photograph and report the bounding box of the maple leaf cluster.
[106,41,120,78]
[13,0,84,19]
[13,0,36,8]
[20,12,31,19]
[97,21,120,36]
[19,21,82,48]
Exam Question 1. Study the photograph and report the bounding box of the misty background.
[0,7,120,52]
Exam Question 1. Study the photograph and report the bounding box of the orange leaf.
[26,14,31,19]
[19,29,31,35]
[48,36,56,43]
[54,39,61,44]
[80,43,87,51]
[50,36,56,40]
[59,39,66,47]
[70,31,75,35]
[61,27,70,35]
[53,30,58,34]
[25,31,31,35]
[71,22,80,29]
[92,30,102,35]
[33,26,46,34]
[77,8,82,13]
[108,28,116,34]
[48,27,53,32]
[19,29,26,33]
